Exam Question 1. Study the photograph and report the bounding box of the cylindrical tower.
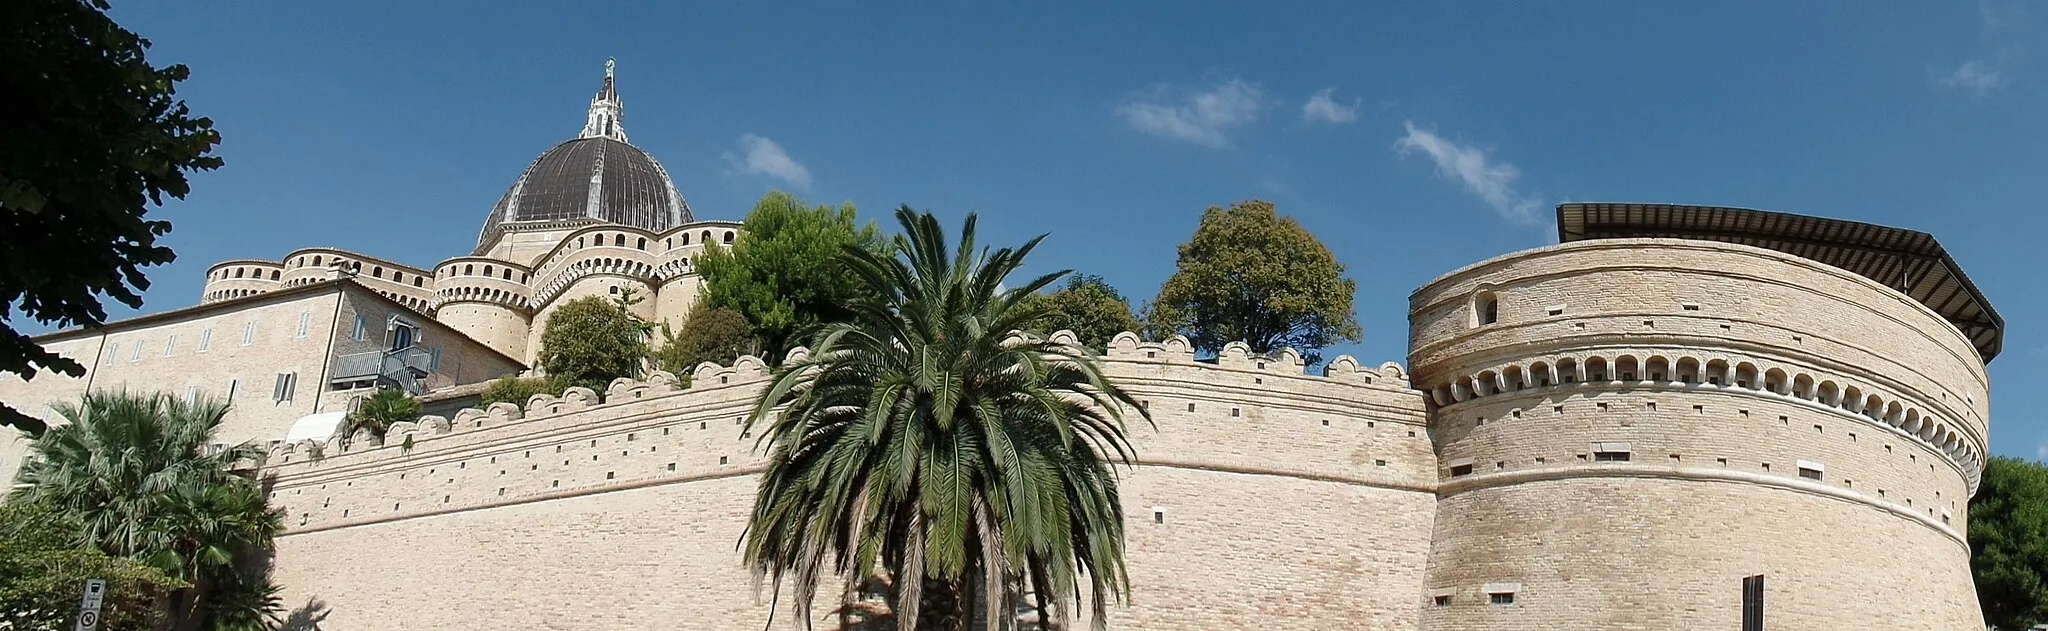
[202,260,285,303]
[1409,204,1997,630]
[431,257,534,361]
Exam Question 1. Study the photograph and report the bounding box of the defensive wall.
[258,331,1434,630]
[1409,238,1986,630]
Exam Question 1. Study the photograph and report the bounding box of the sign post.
[75,579,105,631]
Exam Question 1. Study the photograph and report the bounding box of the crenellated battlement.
[258,331,1433,536]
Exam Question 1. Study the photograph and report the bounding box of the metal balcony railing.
[331,348,434,393]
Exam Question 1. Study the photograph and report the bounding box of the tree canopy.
[345,388,420,441]
[698,191,883,363]
[8,391,282,631]
[0,503,185,631]
[536,295,648,392]
[741,207,1148,630]
[1021,274,1141,351]
[1971,455,2048,630]
[652,303,755,378]
[1151,200,1361,364]
[0,0,224,435]
[481,375,557,408]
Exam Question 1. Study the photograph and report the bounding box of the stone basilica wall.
[261,332,1434,631]
[1408,238,1986,631]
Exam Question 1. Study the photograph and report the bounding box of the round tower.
[1409,204,1995,630]
[202,259,285,302]
[431,257,533,361]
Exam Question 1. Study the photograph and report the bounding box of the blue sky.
[52,1,2048,458]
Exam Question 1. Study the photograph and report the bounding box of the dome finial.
[580,57,627,142]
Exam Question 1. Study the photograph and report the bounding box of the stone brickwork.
[260,331,1436,630]
[1409,238,1987,630]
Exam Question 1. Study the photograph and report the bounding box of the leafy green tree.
[652,303,756,378]
[344,387,420,441]
[1021,274,1142,352]
[741,208,1149,631]
[1972,455,2048,630]
[7,391,282,631]
[698,191,883,363]
[0,0,224,435]
[1152,199,1361,364]
[536,296,648,392]
[481,375,559,408]
[0,503,185,631]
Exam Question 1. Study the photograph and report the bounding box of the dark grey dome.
[475,137,691,251]
[474,59,692,252]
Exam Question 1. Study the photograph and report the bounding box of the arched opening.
[1675,357,1702,383]
[1503,365,1527,391]
[1530,361,1553,387]
[1792,374,1816,400]
[1704,359,1730,385]
[1555,357,1579,383]
[1817,381,1841,406]
[1472,290,1499,327]
[722,231,735,244]
[614,234,626,247]
[1585,356,1609,382]
[313,256,324,266]
[463,264,474,275]
[1764,368,1789,394]
[484,265,495,277]
[1645,356,1671,382]
[681,233,691,246]
[702,230,713,244]
[1615,355,1640,382]
[372,266,384,278]
[637,237,647,250]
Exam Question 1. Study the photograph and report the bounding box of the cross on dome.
[580,57,627,142]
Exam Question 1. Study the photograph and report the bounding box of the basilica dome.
[475,60,692,252]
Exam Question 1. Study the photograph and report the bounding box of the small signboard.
[76,579,105,631]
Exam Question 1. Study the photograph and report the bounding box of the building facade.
[0,63,2005,630]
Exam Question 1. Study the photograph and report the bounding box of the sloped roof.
[1557,203,2002,362]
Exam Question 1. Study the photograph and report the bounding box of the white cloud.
[1302,88,1359,125]
[1939,59,2005,96]
[1394,121,1542,223]
[1936,0,2023,97]
[1116,78,1267,148]
[724,134,813,190]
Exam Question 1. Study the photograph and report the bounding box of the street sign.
[76,579,105,631]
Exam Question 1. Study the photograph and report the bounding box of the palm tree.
[344,387,421,443]
[741,207,1149,631]
[8,390,282,631]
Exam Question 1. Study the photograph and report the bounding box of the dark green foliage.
[345,388,420,441]
[1020,274,1141,352]
[652,303,756,378]
[741,207,1149,630]
[1152,199,1361,365]
[698,191,884,364]
[0,504,185,631]
[0,0,224,435]
[536,296,647,392]
[480,376,559,408]
[1972,455,2048,630]
[8,391,282,631]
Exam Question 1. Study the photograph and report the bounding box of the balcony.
[331,348,434,393]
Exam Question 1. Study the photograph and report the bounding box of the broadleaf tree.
[1971,455,2048,630]
[1152,200,1361,364]
[697,191,883,363]
[651,303,756,378]
[0,0,224,434]
[1021,274,1141,352]
[536,296,648,393]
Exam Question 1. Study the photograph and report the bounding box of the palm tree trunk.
[918,575,970,631]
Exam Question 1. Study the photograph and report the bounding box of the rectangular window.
[351,315,368,342]
[198,328,212,352]
[163,334,178,356]
[429,347,443,370]
[273,372,297,403]
[184,386,200,405]
[1449,463,1474,477]
[226,379,238,403]
[296,311,310,338]
[1593,451,1631,462]
[105,343,119,366]
[242,322,256,346]
[1490,593,1515,605]
[130,342,143,362]
[1797,460,1825,481]
[1433,595,1451,607]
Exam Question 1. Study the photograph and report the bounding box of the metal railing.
[331,348,434,392]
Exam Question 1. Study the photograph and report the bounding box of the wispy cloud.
[1116,77,1267,148]
[724,134,812,190]
[1394,121,1542,223]
[1936,0,2024,97]
[1302,88,1359,125]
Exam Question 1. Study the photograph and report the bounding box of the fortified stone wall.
[262,331,1434,631]
[1409,238,1986,631]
